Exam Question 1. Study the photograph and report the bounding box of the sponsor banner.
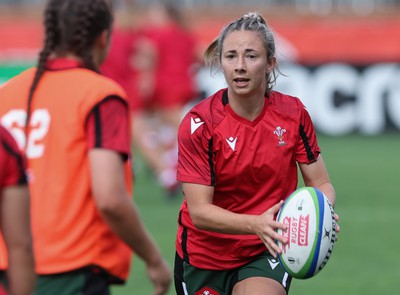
[1,17,400,64]
[0,20,41,63]
[278,63,400,135]
[192,17,400,64]
[196,62,400,136]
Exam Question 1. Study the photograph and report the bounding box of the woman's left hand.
[334,213,340,241]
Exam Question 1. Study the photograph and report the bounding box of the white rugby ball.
[276,187,336,279]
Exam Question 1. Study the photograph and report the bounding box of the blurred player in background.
[0,0,171,294]
[174,12,339,295]
[101,23,139,116]
[0,125,35,295]
[104,1,199,198]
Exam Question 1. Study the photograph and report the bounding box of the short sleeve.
[0,127,27,187]
[86,96,131,160]
[295,104,321,164]
[177,112,214,186]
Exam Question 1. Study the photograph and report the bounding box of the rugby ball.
[276,187,336,279]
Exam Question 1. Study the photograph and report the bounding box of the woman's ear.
[93,30,112,67]
[98,30,111,49]
[267,56,277,73]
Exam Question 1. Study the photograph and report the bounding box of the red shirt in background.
[143,22,198,107]
[101,28,141,112]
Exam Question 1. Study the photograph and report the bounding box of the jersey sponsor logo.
[268,258,280,270]
[191,117,204,134]
[195,287,219,295]
[273,126,287,146]
[226,136,237,151]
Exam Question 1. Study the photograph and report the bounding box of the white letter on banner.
[385,65,400,130]
[357,64,397,135]
[312,63,358,135]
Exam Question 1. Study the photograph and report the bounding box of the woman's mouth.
[233,78,250,87]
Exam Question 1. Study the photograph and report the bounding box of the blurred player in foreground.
[0,0,171,294]
[0,125,35,295]
[174,12,340,295]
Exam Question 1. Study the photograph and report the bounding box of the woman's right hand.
[254,200,288,258]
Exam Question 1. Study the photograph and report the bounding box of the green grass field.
[112,133,400,295]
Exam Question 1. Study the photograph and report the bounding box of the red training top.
[176,88,320,270]
[0,125,27,270]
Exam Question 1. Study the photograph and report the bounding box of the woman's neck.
[50,52,81,61]
[227,89,266,122]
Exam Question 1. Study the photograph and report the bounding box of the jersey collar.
[223,89,269,127]
[45,58,84,71]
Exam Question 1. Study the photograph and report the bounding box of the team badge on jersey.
[191,117,204,134]
[273,126,287,146]
[226,136,237,151]
[195,287,220,295]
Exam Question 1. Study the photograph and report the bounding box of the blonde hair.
[204,12,278,93]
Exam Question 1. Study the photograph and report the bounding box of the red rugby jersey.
[176,88,320,270]
[0,125,27,270]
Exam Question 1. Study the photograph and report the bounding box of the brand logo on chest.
[226,136,237,151]
[191,117,204,134]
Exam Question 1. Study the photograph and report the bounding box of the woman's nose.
[235,57,246,72]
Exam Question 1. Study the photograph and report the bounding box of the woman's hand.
[147,257,172,295]
[334,213,340,241]
[253,200,288,258]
